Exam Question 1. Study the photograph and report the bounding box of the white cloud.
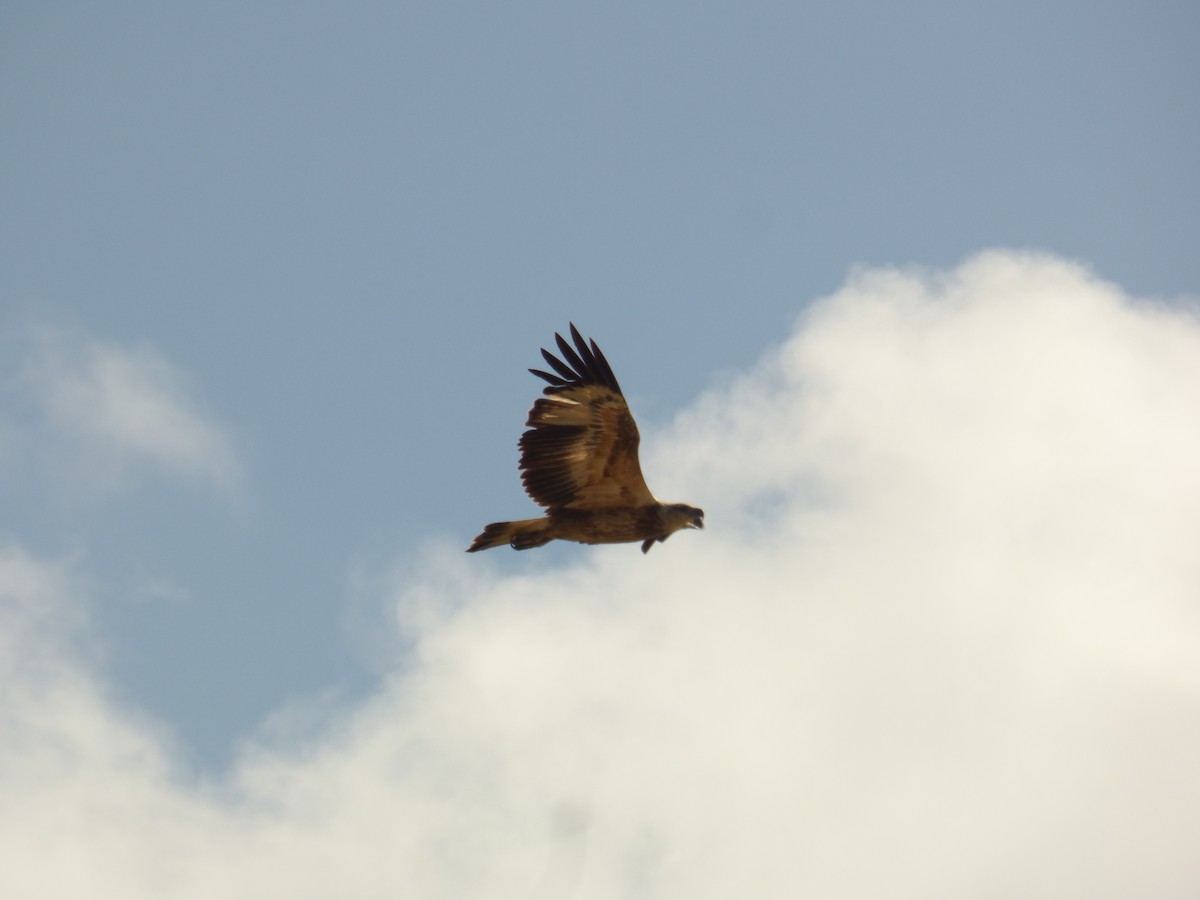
[2,322,241,496]
[2,251,1199,898]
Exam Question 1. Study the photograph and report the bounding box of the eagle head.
[665,503,705,532]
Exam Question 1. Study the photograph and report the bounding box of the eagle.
[467,324,704,554]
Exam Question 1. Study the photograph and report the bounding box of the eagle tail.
[466,518,553,552]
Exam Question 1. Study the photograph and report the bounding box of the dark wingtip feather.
[540,347,577,381]
[529,367,570,387]
[568,322,587,352]
[554,330,587,375]
[534,324,623,396]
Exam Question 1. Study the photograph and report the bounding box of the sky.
[2,2,1199,897]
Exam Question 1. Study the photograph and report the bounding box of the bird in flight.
[468,324,704,554]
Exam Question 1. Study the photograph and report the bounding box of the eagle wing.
[520,324,655,511]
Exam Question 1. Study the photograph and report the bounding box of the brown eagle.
[467,324,704,554]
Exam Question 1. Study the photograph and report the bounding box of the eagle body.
[469,504,701,554]
[468,325,703,555]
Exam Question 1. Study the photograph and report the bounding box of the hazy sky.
[2,3,1199,897]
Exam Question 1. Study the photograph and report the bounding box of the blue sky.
[2,3,1200,896]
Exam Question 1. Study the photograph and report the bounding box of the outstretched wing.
[520,324,655,511]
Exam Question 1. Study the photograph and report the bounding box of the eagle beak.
[691,517,704,530]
